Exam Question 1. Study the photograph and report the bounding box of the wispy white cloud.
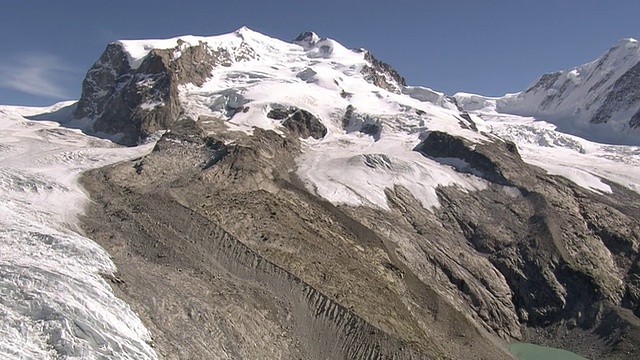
[0,53,77,99]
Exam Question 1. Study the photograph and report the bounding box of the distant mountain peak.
[456,36,640,145]
[615,37,638,46]
[234,25,252,34]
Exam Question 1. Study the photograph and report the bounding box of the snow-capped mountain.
[73,27,440,145]
[456,38,640,144]
[72,26,482,210]
[4,28,640,360]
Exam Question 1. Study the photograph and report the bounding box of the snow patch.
[296,134,487,211]
[566,69,581,85]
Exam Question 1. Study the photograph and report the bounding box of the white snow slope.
[4,28,640,359]
[0,103,157,359]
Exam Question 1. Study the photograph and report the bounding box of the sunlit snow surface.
[0,104,156,359]
[480,112,640,194]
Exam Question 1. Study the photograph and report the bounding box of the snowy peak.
[506,37,640,120]
[613,37,638,48]
[73,28,425,144]
[115,30,261,70]
[234,25,253,35]
[455,37,640,144]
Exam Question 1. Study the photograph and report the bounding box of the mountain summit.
[72,27,411,145]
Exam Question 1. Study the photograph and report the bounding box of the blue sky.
[1,0,638,105]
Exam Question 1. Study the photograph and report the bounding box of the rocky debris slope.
[81,116,640,360]
[408,131,640,358]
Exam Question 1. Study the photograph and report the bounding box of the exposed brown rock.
[73,40,255,145]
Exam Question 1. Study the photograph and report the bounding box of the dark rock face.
[282,110,327,140]
[524,71,562,94]
[592,61,640,126]
[74,43,131,121]
[293,31,317,44]
[73,40,255,145]
[631,109,640,128]
[361,51,406,93]
[415,131,521,185]
[266,107,294,120]
[404,130,640,359]
[267,107,327,139]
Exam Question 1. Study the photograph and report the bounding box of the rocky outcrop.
[360,51,406,93]
[342,105,383,140]
[267,106,327,139]
[415,131,521,185]
[292,31,319,46]
[523,72,562,95]
[73,40,254,145]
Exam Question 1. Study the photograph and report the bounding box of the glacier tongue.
[0,104,157,359]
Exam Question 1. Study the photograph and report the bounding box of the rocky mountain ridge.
[65,28,640,359]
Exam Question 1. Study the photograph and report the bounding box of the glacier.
[0,103,157,359]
